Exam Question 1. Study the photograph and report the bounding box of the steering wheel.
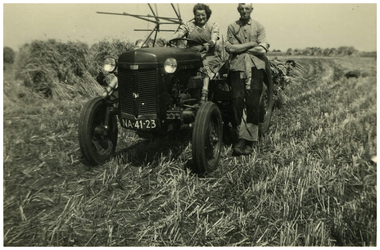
[168,38,204,48]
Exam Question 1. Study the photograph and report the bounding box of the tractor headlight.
[164,58,177,74]
[103,58,117,73]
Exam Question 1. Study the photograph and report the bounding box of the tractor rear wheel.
[259,78,274,136]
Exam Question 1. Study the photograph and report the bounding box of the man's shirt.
[226,18,269,72]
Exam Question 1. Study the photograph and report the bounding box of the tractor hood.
[117,47,203,70]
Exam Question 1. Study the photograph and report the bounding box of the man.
[225,3,271,156]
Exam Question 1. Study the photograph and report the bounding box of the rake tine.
[295,63,307,72]
[293,68,303,76]
[293,64,306,74]
[297,63,306,71]
[297,68,307,75]
[288,66,301,75]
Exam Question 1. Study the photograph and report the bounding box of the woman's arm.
[171,22,189,40]
[171,32,184,40]
[209,22,220,45]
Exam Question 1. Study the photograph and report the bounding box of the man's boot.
[243,140,255,155]
[233,139,246,156]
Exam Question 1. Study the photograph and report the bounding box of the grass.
[3,56,377,246]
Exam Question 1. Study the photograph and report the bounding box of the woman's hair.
[193,3,212,20]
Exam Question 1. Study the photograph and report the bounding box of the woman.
[171,3,222,104]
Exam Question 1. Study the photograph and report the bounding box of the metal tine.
[295,63,307,72]
[294,65,306,73]
[295,67,307,75]
[291,63,306,74]
[292,68,303,76]
[295,68,306,77]
[295,64,305,72]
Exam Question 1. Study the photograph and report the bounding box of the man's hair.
[237,3,253,11]
[193,3,212,20]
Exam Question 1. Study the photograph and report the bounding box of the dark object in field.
[344,70,371,79]
[344,70,360,79]
[269,57,306,110]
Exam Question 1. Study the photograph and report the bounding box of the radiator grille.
[118,69,134,114]
[118,68,157,116]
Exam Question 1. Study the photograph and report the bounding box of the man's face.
[238,4,253,20]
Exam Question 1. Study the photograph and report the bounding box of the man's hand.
[246,45,267,56]
[226,41,258,54]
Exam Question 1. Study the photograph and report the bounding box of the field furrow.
[3,57,376,246]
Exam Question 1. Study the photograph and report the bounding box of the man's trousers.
[230,67,265,142]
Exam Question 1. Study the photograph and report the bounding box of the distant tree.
[323,48,330,56]
[313,47,322,56]
[286,48,293,56]
[302,48,312,56]
[293,49,301,55]
[337,46,347,56]
[336,46,358,57]
[4,47,15,64]
[347,46,358,56]
[329,48,338,57]
[359,51,377,58]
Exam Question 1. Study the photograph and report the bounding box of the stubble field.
[3,56,377,246]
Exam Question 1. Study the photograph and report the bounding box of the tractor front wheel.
[78,97,118,166]
[192,102,223,174]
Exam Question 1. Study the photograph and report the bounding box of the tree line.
[3,39,376,99]
[283,46,376,57]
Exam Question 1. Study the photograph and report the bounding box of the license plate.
[122,119,157,129]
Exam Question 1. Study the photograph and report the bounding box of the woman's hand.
[201,43,210,52]
[201,40,216,52]
[207,40,216,47]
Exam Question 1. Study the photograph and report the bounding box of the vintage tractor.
[78,4,274,174]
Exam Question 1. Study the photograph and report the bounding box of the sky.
[2,2,378,52]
